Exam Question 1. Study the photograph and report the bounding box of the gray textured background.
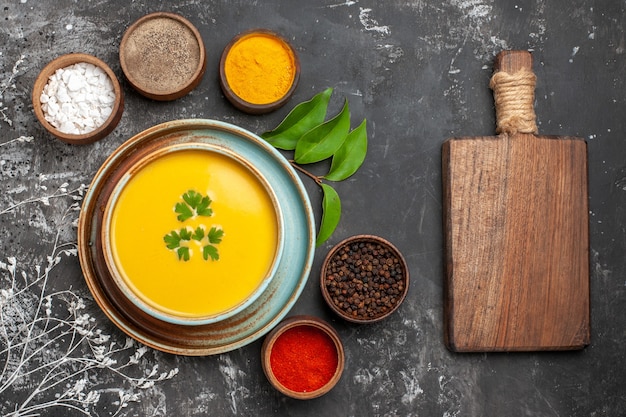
[1,1,624,416]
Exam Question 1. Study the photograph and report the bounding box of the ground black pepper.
[123,17,199,91]
[322,238,407,321]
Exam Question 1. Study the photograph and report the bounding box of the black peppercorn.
[322,237,408,322]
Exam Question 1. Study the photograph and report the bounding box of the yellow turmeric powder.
[224,32,297,105]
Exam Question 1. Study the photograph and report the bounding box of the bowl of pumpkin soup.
[78,119,315,354]
[101,143,284,326]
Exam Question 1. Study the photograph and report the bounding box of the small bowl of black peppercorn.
[320,235,409,324]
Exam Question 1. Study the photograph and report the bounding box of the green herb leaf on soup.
[179,227,192,241]
[196,196,213,217]
[294,99,350,164]
[175,202,194,222]
[203,245,219,261]
[165,190,223,261]
[325,119,368,181]
[261,88,332,150]
[177,246,191,262]
[164,231,181,249]
[183,190,202,209]
[176,190,214,221]
[316,183,341,247]
[208,227,224,244]
[192,226,205,241]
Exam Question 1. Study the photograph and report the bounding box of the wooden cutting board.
[442,50,590,352]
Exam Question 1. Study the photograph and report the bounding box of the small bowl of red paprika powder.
[261,315,344,399]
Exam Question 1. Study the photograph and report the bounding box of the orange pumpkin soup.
[106,148,280,320]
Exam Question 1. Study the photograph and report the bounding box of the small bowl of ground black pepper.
[119,12,206,101]
[261,315,344,400]
[32,52,124,145]
[320,235,409,324]
[219,29,300,114]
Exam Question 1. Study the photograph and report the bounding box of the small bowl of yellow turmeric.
[219,29,300,114]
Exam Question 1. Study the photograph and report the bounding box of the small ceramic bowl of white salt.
[33,53,124,145]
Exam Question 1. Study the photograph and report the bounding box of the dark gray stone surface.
[1,1,624,416]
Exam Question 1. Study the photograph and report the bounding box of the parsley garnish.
[192,226,205,241]
[175,190,214,221]
[163,190,223,262]
[164,230,183,249]
[177,246,191,262]
[203,227,224,261]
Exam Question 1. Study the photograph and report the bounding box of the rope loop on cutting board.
[490,67,538,135]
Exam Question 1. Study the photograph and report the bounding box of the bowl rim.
[119,11,207,101]
[31,52,124,145]
[77,119,316,355]
[100,142,286,326]
[261,315,344,399]
[320,234,410,324]
[219,29,300,114]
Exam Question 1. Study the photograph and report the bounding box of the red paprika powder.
[269,325,338,392]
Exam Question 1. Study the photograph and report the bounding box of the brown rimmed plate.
[77,119,315,355]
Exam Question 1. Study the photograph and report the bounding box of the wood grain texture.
[442,51,590,352]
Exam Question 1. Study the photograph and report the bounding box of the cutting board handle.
[490,50,538,135]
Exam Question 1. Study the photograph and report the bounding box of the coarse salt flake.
[40,62,116,135]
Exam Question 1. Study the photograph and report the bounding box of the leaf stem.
[289,160,322,185]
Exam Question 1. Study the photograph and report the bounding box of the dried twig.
[0,184,178,416]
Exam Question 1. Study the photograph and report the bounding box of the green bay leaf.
[294,100,350,164]
[261,88,332,150]
[316,183,341,247]
[325,119,368,181]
